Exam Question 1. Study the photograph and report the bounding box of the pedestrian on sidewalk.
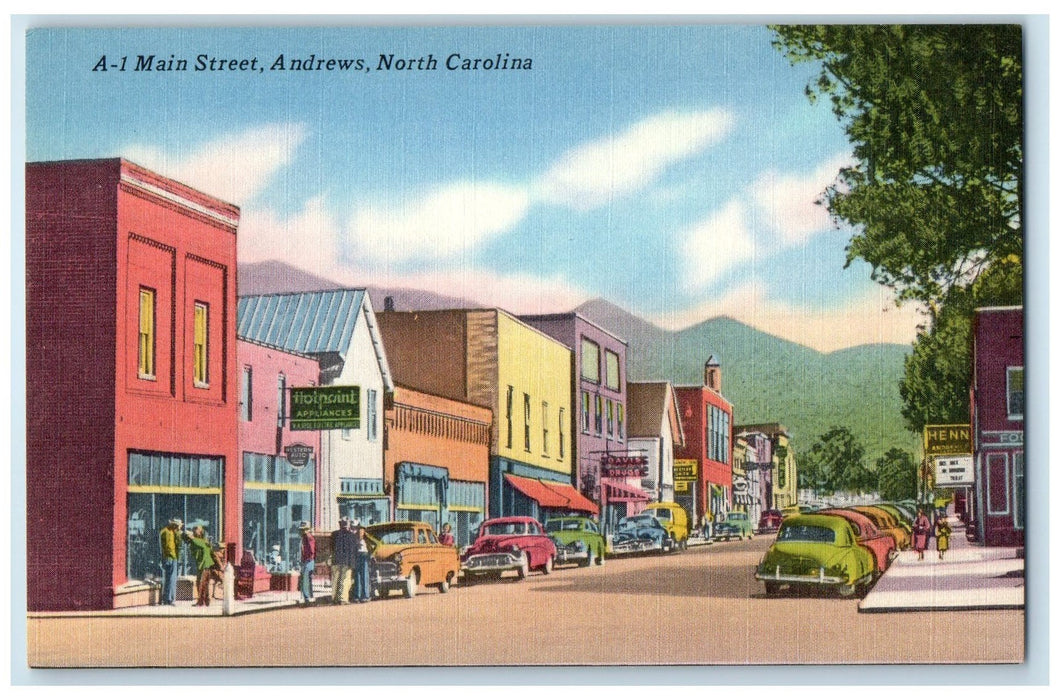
[182,525,222,606]
[159,517,182,605]
[353,521,373,603]
[331,518,355,604]
[912,508,931,560]
[935,516,952,560]
[298,521,316,605]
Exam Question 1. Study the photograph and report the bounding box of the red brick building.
[26,159,240,610]
[673,357,734,526]
[970,306,1024,546]
[384,385,493,547]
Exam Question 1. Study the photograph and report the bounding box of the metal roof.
[236,290,365,358]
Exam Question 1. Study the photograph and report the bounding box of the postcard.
[17,18,1039,678]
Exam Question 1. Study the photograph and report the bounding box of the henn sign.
[923,424,972,456]
[290,386,360,431]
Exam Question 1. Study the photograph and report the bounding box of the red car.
[757,509,784,534]
[461,516,557,584]
[818,508,897,574]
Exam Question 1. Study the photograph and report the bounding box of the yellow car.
[365,521,461,598]
[643,502,690,550]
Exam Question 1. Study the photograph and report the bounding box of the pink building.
[970,306,1024,546]
[237,338,322,571]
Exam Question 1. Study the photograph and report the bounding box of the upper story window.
[138,287,156,379]
[367,388,379,442]
[1007,366,1024,420]
[523,393,532,452]
[605,350,620,391]
[241,366,253,421]
[617,403,624,440]
[506,385,514,449]
[707,404,731,464]
[606,399,614,437]
[581,338,600,383]
[581,390,591,433]
[594,395,604,435]
[193,302,209,387]
[558,407,566,460]
[277,374,287,428]
[542,401,550,456]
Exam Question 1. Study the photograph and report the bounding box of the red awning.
[504,474,599,516]
[605,480,651,503]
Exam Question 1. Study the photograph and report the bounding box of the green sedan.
[544,516,606,567]
[755,514,876,598]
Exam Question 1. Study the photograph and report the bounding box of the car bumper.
[462,553,521,573]
[555,549,589,564]
[755,565,846,586]
[371,561,407,590]
[610,540,661,554]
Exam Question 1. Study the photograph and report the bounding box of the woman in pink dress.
[912,509,932,560]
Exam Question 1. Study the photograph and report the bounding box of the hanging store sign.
[284,443,314,469]
[924,424,972,456]
[290,385,361,431]
[934,455,974,487]
[673,459,698,481]
[600,454,648,477]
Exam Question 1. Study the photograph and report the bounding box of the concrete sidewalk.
[858,519,1024,613]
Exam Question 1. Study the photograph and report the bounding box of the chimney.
[704,355,721,392]
[384,295,395,312]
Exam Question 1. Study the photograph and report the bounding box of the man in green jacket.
[183,526,222,606]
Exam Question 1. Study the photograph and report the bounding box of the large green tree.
[799,426,874,496]
[875,447,917,501]
[771,25,1023,307]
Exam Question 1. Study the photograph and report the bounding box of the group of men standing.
[328,517,373,604]
[158,517,224,607]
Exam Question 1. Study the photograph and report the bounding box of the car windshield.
[618,515,657,530]
[482,522,527,536]
[545,520,582,533]
[776,524,836,544]
[646,509,671,522]
[366,525,416,545]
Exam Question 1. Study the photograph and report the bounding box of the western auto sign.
[600,454,648,477]
[674,459,698,493]
[924,424,972,456]
[284,443,314,469]
[290,385,360,430]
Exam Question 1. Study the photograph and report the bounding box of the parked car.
[544,516,606,567]
[874,503,915,533]
[817,508,897,574]
[610,514,672,555]
[461,516,557,583]
[850,505,912,550]
[713,512,755,541]
[758,509,784,534]
[642,502,690,550]
[755,513,877,598]
[364,521,461,598]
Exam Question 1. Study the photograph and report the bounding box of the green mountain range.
[573,298,920,464]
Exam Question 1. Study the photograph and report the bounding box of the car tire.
[764,582,781,596]
[580,551,592,567]
[437,572,453,593]
[517,555,529,580]
[542,555,554,575]
[836,582,856,598]
[403,569,419,599]
[462,573,474,586]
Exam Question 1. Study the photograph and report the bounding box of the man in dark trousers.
[330,518,355,604]
[158,517,182,605]
[298,521,316,604]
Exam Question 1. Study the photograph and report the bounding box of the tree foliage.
[799,426,874,495]
[875,447,917,501]
[899,256,1022,433]
[770,25,1023,307]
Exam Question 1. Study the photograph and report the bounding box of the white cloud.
[125,123,306,205]
[752,153,850,246]
[653,282,923,352]
[348,181,530,262]
[238,195,341,276]
[533,109,735,209]
[680,200,759,289]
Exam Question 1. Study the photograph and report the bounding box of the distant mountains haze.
[239,260,918,462]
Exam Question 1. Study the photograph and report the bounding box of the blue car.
[609,514,673,555]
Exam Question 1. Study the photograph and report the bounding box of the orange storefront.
[384,385,493,547]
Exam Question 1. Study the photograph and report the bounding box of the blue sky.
[25,23,923,351]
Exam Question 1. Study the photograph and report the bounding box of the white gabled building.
[238,289,394,530]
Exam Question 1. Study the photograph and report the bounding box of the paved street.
[26,537,1023,668]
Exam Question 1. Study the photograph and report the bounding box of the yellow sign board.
[924,424,972,456]
[674,459,698,481]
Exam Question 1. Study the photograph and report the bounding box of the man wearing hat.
[298,521,316,604]
[158,517,183,605]
[330,518,355,604]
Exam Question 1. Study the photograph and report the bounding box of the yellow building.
[376,308,581,519]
